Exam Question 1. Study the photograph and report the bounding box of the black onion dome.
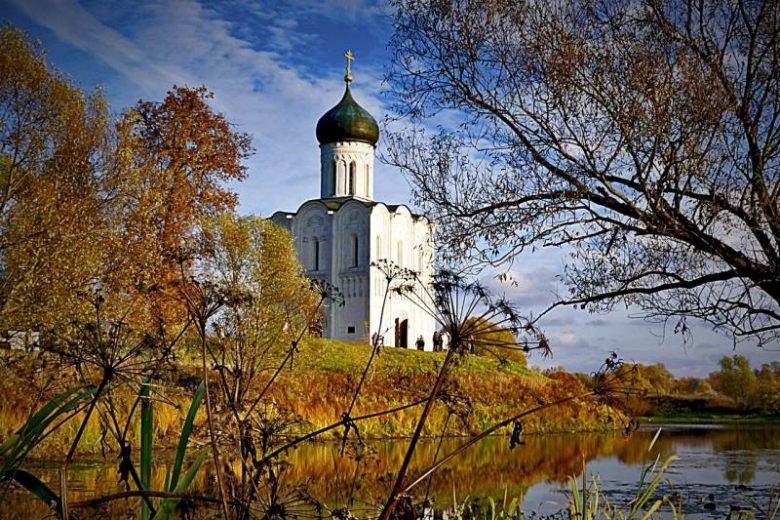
[316,86,379,146]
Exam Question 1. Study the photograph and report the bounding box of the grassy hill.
[266,338,625,438]
[0,338,626,456]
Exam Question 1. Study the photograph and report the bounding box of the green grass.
[294,337,535,378]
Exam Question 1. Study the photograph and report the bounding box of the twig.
[199,316,231,519]
[378,348,457,520]
[401,392,596,494]
[70,490,234,509]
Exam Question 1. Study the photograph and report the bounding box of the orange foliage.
[115,86,253,328]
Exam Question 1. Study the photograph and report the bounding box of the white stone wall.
[320,141,374,199]
[330,200,371,341]
[369,205,436,351]
[272,201,435,349]
[291,202,332,274]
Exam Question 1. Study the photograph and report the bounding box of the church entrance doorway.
[394,318,408,348]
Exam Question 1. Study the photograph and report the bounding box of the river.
[3,423,779,518]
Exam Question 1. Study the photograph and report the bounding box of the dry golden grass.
[0,338,625,457]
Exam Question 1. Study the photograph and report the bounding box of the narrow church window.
[348,162,356,195]
[338,160,346,194]
[352,234,359,267]
[364,164,370,194]
[331,161,337,196]
[375,236,381,258]
[397,241,404,267]
[313,238,320,270]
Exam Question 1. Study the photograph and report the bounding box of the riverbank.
[638,393,780,424]
[641,412,780,424]
[0,338,627,456]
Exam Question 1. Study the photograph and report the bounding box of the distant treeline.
[556,356,780,415]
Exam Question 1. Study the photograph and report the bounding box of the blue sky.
[2,0,777,376]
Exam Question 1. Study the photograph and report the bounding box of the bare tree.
[385,0,780,345]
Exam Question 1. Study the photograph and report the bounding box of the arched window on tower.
[348,162,357,195]
[364,164,370,196]
[351,234,359,267]
[337,160,346,194]
[331,161,337,196]
[312,237,320,271]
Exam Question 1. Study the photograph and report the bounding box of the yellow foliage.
[0,25,116,334]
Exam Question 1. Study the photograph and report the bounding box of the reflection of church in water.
[271,53,436,349]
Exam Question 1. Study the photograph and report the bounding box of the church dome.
[316,85,379,146]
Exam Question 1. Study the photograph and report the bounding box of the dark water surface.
[3,424,779,518]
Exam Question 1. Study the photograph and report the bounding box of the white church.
[271,54,436,350]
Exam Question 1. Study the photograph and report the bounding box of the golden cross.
[344,49,354,83]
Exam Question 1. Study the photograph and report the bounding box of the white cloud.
[10,0,394,216]
[9,0,189,91]
[556,331,580,347]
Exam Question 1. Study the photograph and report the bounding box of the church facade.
[271,57,435,349]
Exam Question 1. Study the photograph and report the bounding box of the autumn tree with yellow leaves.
[199,214,320,408]
[118,86,252,329]
[0,25,116,335]
[0,25,254,345]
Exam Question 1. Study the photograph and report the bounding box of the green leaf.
[570,475,582,514]
[0,433,21,458]
[0,386,95,477]
[10,469,60,512]
[629,455,679,518]
[168,381,204,491]
[25,386,87,433]
[151,451,206,520]
[140,379,153,520]
[173,451,206,493]
[1,386,87,457]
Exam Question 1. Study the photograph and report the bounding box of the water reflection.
[3,424,779,518]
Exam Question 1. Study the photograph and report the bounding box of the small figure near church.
[415,335,425,351]
[432,331,443,352]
